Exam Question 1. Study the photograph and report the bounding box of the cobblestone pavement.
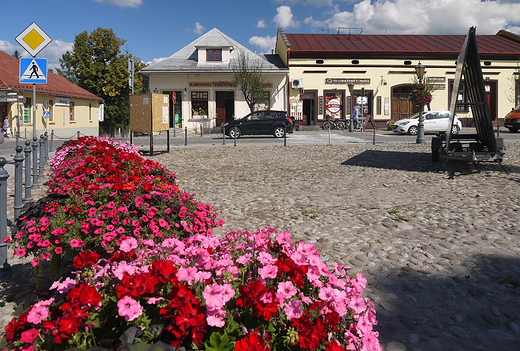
[1,141,520,351]
[153,142,520,351]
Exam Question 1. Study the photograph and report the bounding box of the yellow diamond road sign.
[16,22,52,57]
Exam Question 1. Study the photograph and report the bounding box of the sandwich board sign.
[19,58,47,84]
[16,22,52,57]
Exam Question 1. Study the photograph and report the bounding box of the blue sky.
[2,0,520,71]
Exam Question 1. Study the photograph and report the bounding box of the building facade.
[140,28,289,132]
[0,51,102,139]
[275,29,520,129]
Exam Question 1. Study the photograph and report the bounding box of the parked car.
[391,111,462,135]
[504,107,520,132]
[222,110,294,138]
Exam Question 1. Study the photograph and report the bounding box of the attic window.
[207,49,222,61]
[404,60,412,65]
[351,60,360,65]
[316,60,324,64]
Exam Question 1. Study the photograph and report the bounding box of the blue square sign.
[20,58,47,84]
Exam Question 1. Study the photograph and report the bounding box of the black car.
[222,110,294,138]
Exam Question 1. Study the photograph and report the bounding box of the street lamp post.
[415,62,426,144]
[348,83,354,132]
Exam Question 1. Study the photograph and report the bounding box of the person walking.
[3,115,10,138]
[352,106,359,131]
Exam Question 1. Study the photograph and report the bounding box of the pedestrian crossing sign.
[19,58,47,84]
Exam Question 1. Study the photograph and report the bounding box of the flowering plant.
[7,136,223,268]
[4,137,381,351]
[3,227,381,351]
[408,82,432,107]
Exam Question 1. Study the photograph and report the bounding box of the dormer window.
[207,49,222,61]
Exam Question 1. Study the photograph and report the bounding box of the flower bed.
[3,136,381,351]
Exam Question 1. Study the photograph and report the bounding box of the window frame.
[206,48,222,61]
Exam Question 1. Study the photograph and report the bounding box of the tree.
[11,50,22,59]
[233,51,268,112]
[57,27,147,132]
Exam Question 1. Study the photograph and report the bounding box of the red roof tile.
[284,31,520,60]
[0,50,103,101]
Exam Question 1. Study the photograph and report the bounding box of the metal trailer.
[431,27,505,168]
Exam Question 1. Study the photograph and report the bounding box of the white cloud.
[257,19,267,28]
[0,39,72,71]
[274,6,300,29]
[93,0,142,8]
[249,36,276,52]
[303,0,520,35]
[187,22,205,35]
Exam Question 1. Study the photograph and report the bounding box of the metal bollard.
[14,146,24,220]
[222,127,226,145]
[39,135,45,178]
[184,127,187,146]
[233,131,237,147]
[23,140,32,203]
[200,124,203,137]
[49,130,54,153]
[77,131,80,139]
[497,121,500,137]
[43,132,48,165]
[284,126,287,147]
[32,137,39,189]
[0,157,10,274]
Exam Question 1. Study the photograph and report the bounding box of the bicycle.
[322,118,346,130]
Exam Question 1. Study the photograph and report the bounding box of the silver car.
[392,111,462,135]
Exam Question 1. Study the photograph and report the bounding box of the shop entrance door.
[216,91,234,126]
[302,91,316,125]
[391,86,419,120]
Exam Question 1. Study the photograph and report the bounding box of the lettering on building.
[325,78,370,85]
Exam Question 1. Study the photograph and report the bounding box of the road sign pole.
[33,84,36,139]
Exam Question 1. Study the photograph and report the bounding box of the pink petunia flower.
[119,237,138,252]
[117,296,142,322]
[258,264,278,280]
[70,239,85,248]
[20,328,39,343]
[27,305,49,324]
[206,307,226,327]
[203,283,225,309]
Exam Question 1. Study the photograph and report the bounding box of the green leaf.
[204,331,235,351]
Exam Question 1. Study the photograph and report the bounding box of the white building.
[140,28,289,132]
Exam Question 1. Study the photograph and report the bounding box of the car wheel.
[509,128,519,133]
[273,126,286,138]
[337,121,346,130]
[408,125,418,135]
[229,127,241,139]
[451,125,460,134]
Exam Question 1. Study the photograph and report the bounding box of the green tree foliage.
[233,51,268,113]
[11,50,22,59]
[57,27,148,132]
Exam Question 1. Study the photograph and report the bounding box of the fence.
[0,130,84,275]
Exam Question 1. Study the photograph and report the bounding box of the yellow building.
[275,29,520,129]
[0,50,102,139]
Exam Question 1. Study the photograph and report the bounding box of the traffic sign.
[20,58,47,84]
[43,111,50,118]
[16,22,52,57]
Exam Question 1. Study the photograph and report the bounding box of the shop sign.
[55,98,70,106]
[326,98,341,113]
[0,94,18,102]
[325,78,370,85]
[428,77,446,83]
[432,84,446,90]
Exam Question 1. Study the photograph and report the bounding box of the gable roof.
[140,28,288,75]
[0,50,103,101]
[281,29,520,60]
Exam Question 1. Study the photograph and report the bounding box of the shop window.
[70,101,75,121]
[449,80,468,112]
[24,98,31,125]
[324,91,344,119]
[191,91,208,119]
[255,91,270,111]
[207,49,222,61]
